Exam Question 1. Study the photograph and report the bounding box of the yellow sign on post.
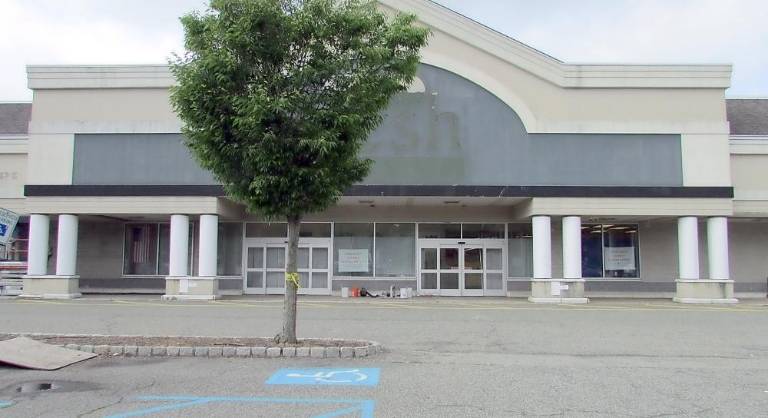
[285,272,300,289]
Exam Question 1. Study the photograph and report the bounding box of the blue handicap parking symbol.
[267,368,380,387]
[0,224,7,236]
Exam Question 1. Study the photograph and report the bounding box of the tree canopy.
[170,0,430,218]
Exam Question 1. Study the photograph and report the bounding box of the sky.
[1,0,767,101]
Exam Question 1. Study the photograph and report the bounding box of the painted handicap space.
[106,395,375,418]
[267,368,380,387]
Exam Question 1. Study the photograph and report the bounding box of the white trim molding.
[27,65,174,89]
[730,137,768,154]
[0,138,28,154]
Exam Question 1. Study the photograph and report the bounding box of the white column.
[532,216,552,279]
[678,216,700,280]
[55,214,79,276]
[169,215,189,277]
[198,214,219,277]
[562,216,582,279]
[27,214,50,276]
[707,217,730,280]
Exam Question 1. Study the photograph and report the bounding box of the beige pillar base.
[673,279,738,304]
[162,276,220,301]
[529,279,589,304]
[20,275,81,299]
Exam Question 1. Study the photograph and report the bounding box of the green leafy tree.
[170,0,429,343]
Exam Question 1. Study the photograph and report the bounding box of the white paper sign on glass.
[0,208,19,245]
[604,247,636,270]
[338,249,369,273]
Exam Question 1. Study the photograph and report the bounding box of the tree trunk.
[280,214,301,344]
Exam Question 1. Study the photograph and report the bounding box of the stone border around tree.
[6,333,383,359]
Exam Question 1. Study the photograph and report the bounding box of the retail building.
[2,0,767,302]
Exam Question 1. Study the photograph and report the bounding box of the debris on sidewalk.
[0,336,96,370]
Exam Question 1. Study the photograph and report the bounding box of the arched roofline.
[421,52,537,133]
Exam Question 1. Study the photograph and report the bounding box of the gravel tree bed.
[0,333,382,358]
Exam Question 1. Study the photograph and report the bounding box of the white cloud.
[0,0,199,100]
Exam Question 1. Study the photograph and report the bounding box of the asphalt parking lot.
[0,296,767,417]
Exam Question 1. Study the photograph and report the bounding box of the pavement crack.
[76,395,126,418]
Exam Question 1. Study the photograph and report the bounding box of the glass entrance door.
[462,246,484,297]
[297,244,331,295]
[244,239,331,295]
[439,246,461,296]
[244,244,285,295]
[418,240,505,296]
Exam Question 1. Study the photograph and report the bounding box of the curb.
[7,333,383,359]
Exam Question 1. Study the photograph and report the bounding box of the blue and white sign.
[0,208,19,245]
[267,368,380,387]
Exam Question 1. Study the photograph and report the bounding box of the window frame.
[121,222,195,278]
[0,221,29,263]
[374,222,417,278]
[217,221,245,278]
[506,222,533,279]
[581,223,641,280]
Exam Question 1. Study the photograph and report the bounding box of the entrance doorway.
[418,240,505,296]
[243,238,331,295]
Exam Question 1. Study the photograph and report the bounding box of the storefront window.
[124,224,159,275]
[462,224,505,239]
[124,223,193,276]
[507,224,532,277]
[581,225,604,278]
[300,223,331,238]
[581,224,639,278]
[245,223,287,238]
[158,224,171,276]
[333,223,373,276]
[603,225,640,278]
[218,223,243,276]
[0,222,28,262]
[418,223,461,239]
[375,223,415,277]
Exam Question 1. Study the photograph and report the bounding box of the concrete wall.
[303,204,516,223]
[731,149,768,218]
[0,138,28,213]
[77,220,123,280]
[732,154,768,196]
[0,154,26,198]
[0,153,27,213]
[729,220,768,292]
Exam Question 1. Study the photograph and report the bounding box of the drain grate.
[16,382,58,393]
[2,380,97,396]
